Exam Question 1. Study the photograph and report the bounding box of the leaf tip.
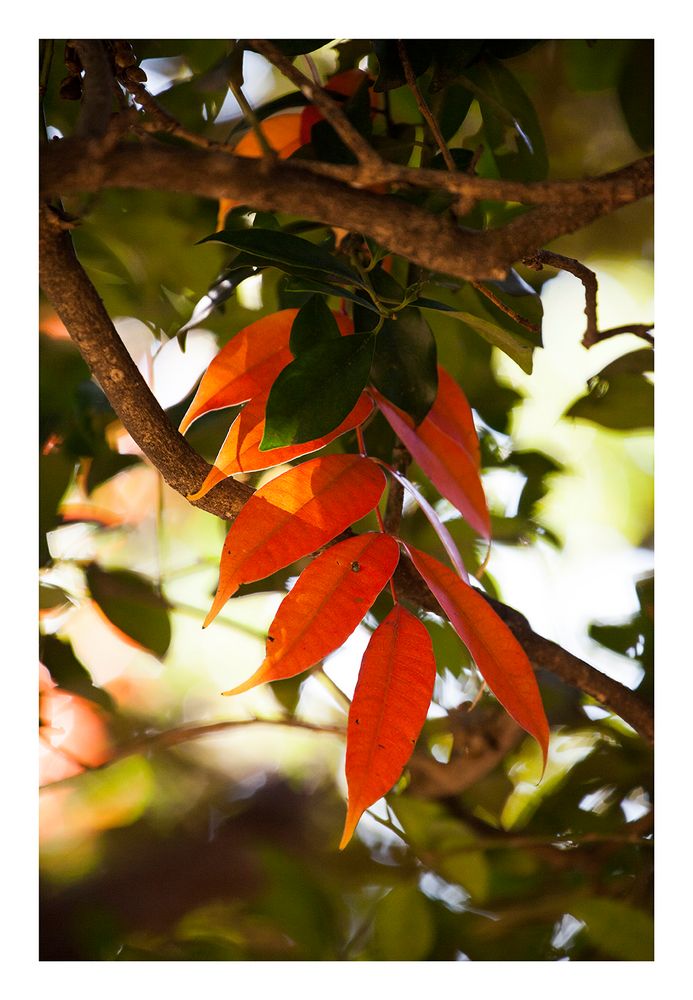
[338,804,362,850]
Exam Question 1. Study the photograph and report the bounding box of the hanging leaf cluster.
[181,291,549,847]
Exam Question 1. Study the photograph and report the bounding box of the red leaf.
[204,454,386,627]
[234,112,305,159]
[340,604,436,849]
[427,366,480,467]
[372,373,490,539]
[407,545,549,765]
[179,310,354,435]
[223,532,400,695]
[188,392,373,501]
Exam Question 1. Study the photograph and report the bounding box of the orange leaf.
[179,310,298,434]
[223,532,400,695]
[340,604,436,849]
[204,454,386,627]
[372,376,490,539]
[233,112,305,159]
[180,310,354,436]
[189,392,374,501]
[407,545,549,765]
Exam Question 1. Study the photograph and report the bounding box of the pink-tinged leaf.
[406,545,549,766]
[204,454,386,627]
[372,383,490,539]
[427,366,480,467]
[188,392,374,501]
[340,604,436,849]
[223,533,400,696]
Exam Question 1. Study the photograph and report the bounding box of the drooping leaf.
[406,546,549,764]
[261,334,376,449]
[188,391,374,499]
[372,376,490,540]
[427,366,481,467]
[340,604,436,848]
[464,55,548,181]
[204,454,386,626]
[86,564,172,658]
[178,309,298,433]
[223,533,400,695]
[370,308,438,425]
[290,296,341,355]
[418,299,535,374]
[198,228,363,287]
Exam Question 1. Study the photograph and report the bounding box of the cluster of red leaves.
[180,309,549,847]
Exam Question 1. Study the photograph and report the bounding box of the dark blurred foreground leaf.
[566,349,654,430]
[86,564,171,658]
[570,897,654,960]
[40,633,115,712]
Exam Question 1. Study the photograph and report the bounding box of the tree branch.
[71,40,113,139]
[40,138,653,283]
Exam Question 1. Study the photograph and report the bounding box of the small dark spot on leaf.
[267,635,275,642]
[355,718,360,724]
[351,561,361,572]
[378,743,385,749]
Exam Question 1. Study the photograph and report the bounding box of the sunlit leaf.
[418,299,535,373]
[340,604,436,848]
[223,533,400,695]
[262,334,375,449]
[204,454,386,626]
[188,391,374,498]
[406,546,549,765]
[178,309,298,433]
[372,374,490,539]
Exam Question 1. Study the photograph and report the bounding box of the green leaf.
[371,308,438,424]
[199,229,363,287]
[290,296,341,355]
[429,42,484,93]
[571,898,653,960]
[418,299,535,374]
[283,276,382,314]
[261,334,375,448]
[310,76,373,166]
[373,40,435,92]
[566,350,654,431]
[438,84,475,141]
[372,885,435,961]
[618,41,654,152]
[464,56,548,180]
[86,564,172,658]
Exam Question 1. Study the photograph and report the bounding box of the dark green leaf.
[431,147,474,171]
[373,40,435,92]
[429,42,484,93]
[464,56,548,180]
[600,348,653,377]
[261,334,375,448]
[368,266,406,306]
[371,308,438,424]
[484,41,540,61]
[290,296,341,355]
[39,450,74,566]
[199,229,363,286]
[86,564,172,658]
[438,84,475,141]
[283,276,382,313]
[40,634,115,712]
[310,77,372,166]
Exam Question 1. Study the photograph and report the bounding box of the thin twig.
[398,40,456,172]
[227,76,276,160]
[39,716,347,792]
[587,323,654,346]
[471,281,541,335]
[524,249,598,346]
[123,79,238,155]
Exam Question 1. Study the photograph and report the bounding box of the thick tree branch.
[38,203,252,521]
[71,40,113,139]
[41,139,653,283]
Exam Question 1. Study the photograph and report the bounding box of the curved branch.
[40,139,653,282]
